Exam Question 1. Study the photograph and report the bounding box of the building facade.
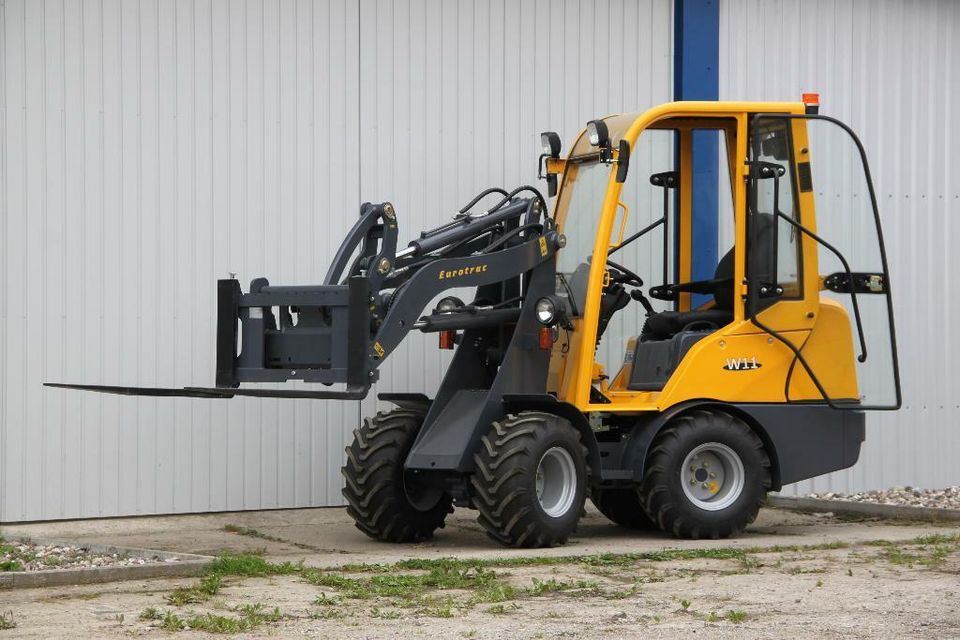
[1,0,957,521]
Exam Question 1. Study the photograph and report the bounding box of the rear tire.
[640,409,770,539]
[342,409,453,542]
[592,486,658,530]
[471,412,587,548]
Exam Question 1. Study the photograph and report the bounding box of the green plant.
[680,599,691,611]
[726,610,747,623]
[139,607,162,621]
[0,560,22,572]
[0,612,15,631]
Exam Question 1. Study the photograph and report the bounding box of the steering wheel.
[605,260,644,288]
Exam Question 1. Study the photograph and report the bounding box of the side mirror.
[615,140,631,183]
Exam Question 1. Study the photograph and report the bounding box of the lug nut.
[701,483,708,489]
[709,472,716,479]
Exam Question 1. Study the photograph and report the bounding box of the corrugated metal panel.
[1,0,673,521]
[720,0,960,493]
[357,0,674,414]
[0,0,362,521]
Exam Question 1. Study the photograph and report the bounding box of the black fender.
[379,392,432,414]
[501,394,603,482]
[619,400,785,491]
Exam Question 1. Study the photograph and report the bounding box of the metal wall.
[0,0,672,522]
[720,0,960,493]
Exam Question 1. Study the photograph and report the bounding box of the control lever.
[630,289,655,316]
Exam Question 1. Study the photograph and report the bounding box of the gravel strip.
[807,486,960,510]
[1,539,178,572]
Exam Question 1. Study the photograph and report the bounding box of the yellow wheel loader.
[50,95,900,547]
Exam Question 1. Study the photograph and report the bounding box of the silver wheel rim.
[536,446,578,518]
[680,442,745,511]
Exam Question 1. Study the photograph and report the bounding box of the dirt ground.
[1,506,959,639]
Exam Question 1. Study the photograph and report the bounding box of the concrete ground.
[1,505,959,638]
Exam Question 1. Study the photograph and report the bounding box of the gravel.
[807,486,960,510]
[0,538,178,572]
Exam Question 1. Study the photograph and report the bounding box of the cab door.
[745,114,901,409]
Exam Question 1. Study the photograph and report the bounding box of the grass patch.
[726,609,748,623]
[141,604,282,634]
[0,560,22,572]
[0,612,15,631]
[206,553,302,577]
[165,573,222,606]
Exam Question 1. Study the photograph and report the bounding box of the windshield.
[553,161,612,316]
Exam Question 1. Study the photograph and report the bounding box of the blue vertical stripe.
[674,0,719,302]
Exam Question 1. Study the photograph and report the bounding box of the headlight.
[435,296,464,314]
[535,296,558,325]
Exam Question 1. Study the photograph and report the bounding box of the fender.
[501,394,603,482]
[618,400,785,491]
[379,392,432,414]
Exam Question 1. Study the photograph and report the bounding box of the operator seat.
[640,213,774,341]
[640,250,734,340]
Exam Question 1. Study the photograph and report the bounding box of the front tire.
[342,409,453,542]
[471,412,587,548]
[640,409,770,539]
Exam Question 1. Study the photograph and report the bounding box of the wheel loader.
[49,96,901,547]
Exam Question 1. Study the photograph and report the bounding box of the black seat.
[641,213,775,341]
[641,247,734,340]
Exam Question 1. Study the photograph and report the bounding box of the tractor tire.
[471,411,588,548]
[342,409,453,543]
[639,409,771,540]
[591,486,658,530]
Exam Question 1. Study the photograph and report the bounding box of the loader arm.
[46,191,560,401]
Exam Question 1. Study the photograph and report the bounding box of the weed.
[680,599,691,611]
[206,553,302,577]
[165,573,223,606]
[0,612,15,631]
[314,592,340,606]
[726,609,747,623]
[310,608,347,620]
[139,607,162,621]
[143,604,282,634]
[815,579,824,588]
[706,611,721,622]
[159,611,187,632]
[0,560,22,572]
[487,603,519,615]
[369,607,402,619]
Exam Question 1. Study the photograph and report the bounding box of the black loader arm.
[46,191,558,401]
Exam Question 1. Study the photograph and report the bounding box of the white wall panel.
[1,0,362,521]
[720,0,960,494]
[1,0,672,521]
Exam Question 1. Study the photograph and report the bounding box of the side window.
[748,118,801,310]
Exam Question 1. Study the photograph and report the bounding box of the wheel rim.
[680,442,745,511]
[535,446,578,518]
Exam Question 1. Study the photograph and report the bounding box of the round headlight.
[535,297,557,325]
[435,296,464,314]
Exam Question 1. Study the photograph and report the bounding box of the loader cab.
[544,100,899,414]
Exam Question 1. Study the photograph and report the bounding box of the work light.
[586,119,609,148]
[541,131,562,157]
